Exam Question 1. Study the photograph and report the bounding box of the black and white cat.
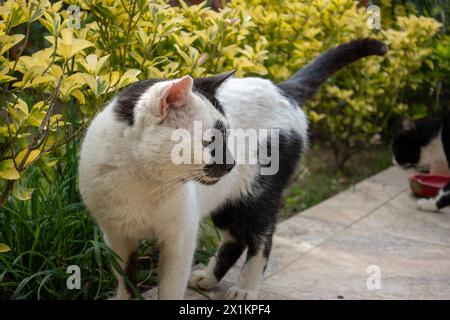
[393,112,450,212]
[79,39,387,300]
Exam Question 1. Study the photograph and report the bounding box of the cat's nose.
[203,160,235,178]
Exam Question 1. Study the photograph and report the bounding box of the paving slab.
[143,166,450,300]
[300,166,408,226]
[261,223,450,299]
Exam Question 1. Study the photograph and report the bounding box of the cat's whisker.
[146,175,193,197]
[147,170,204,197]
[157,173,204,200]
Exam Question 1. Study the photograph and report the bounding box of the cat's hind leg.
[226,234,273,300]
[189,229,246,290]
[103,233,139,300]
[417,181,450,212]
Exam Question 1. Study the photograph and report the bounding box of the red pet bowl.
[409,174,450,198]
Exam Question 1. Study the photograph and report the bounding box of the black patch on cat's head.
[392,115,442,167]
[392,131,422,167]
[202,120,234,181]
[114,79,161,125]
[114,71,234,126]
[193,70,235,115]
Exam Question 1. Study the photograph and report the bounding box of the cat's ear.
[193,70,236,94]
[401,118,415,132]
[159,75,193,118]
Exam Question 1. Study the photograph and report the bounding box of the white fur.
[226,248,267,300]
[419,131,446,168]
[417,187,449,213]
[413,131,449,213]
[79,77,307,299]
[417,198,439,212]
[189,258,219,290]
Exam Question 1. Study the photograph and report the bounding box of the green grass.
[0,138,220,299]
[0,140,115,299]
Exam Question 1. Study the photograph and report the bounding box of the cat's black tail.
[277,38,387,103]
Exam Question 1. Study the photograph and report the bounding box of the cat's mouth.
[196,176,221,185]
[394,158,415,170]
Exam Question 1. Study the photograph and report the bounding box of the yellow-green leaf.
[58,29,93,60]
[45,158,59,167]
[0,34,25,55]
[27,114,44,127]
[13,185,33,201]
[118,69,141,89]
[0,160,20,180]
[0,74,16,85]
[0,56,10,74]
[15,98,29,116]
[83,54,110,75]
[81,73,98,95]
[0,244,11,253]
[71,90,85,104]
[15,150,41,168]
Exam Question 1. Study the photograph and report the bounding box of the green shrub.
[376,0,450,116]
[230,0,442,166]
[0,0,268,204]
[0,0,445,200]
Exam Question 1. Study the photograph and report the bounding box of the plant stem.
[10,22,31,74]
[0,180,15,207]
[122,0,138,70]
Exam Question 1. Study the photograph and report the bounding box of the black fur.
[203,120,235,179]
[392,113,450,168]
[211,130,303,282]
[193,71,235,115]
[115,79,160,125]
[213,242,246,281]
[114,72,235,125]
[199,120,234,184]
[277,38,387,103]
[437,182,450,209]
[436,181,450,209]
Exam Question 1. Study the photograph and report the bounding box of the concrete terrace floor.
[144,166,450,300]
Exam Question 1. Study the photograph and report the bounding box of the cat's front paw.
[189,270,218,290]
[226,287,258,300]
[417,198,439,212]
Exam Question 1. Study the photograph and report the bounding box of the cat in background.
[392,112,450,212]
[79,38,387,300]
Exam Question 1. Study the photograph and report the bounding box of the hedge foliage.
[0,0,447,200]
